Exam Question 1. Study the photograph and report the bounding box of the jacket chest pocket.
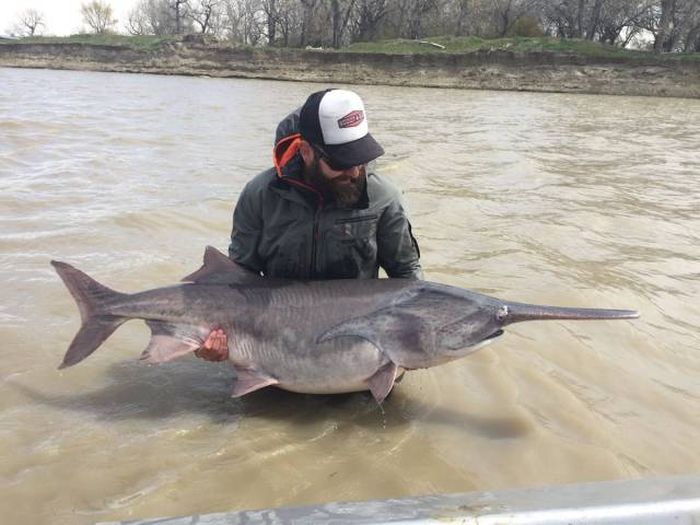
[328,214,379,262]
[332,214,378,240]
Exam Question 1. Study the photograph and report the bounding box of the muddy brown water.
[1,67,698,524]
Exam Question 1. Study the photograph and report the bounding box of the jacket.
[228,109,422,280]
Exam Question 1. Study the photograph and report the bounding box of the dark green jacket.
[228,110,422,280]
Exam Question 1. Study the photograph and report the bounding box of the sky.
[1,0,139,36]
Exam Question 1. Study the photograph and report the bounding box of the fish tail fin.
[51,260,128,369]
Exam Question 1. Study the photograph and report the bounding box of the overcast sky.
[1,0,139,36]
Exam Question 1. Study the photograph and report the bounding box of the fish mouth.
[483,329,504,341]
[460,328,504,355]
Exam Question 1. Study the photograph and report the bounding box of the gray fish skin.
[51,247,639,403]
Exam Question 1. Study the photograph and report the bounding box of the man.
[197,88,422,362]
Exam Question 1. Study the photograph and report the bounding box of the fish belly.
[230,337,392,395]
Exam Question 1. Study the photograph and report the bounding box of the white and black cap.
[299,89,385,170]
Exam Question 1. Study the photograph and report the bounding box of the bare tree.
[591,0,649,46]
[81,0,118,33]
[540,0,580,38]
[454,0,494,37]
[299,0,321,46]
[223,0,265,44]
[652,0,674,51]
[351,0,389,41]
[635,0,699,51]
[690,31,700,51]
[222,0,246,42]
[260,0,278,45]
[672,0,699,51]
[126,0,178,35]
[13,8,46,36]
[583,0,603,39]
[275,0,302,46]
[685,19,700,51]
[190,0,223,33]
[329,0,356,47]
[454,0,471,36]
[490,0,537,37]
[167,0,191,34]
[537,0,655,45]
[115,0,700,52]
[330,0,356,49]
[126,4,150,34]
[386,0,440,39]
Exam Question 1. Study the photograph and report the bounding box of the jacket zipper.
[310,207,321,278]
[334,213,378,225]
[275,177,324,279]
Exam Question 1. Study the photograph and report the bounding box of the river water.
[1,67,698,524]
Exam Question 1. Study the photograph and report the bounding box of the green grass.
[345,36,700,61]
[3,34,698,61]
[0,33,176,50]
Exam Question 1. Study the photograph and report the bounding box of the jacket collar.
[271,132,369,210]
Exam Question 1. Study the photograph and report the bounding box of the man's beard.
[305,159,366,207]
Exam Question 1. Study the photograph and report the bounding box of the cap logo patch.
[337,110,364,129]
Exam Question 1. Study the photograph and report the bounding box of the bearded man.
[197,89,422,361]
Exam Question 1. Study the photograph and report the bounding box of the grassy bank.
[2,33,698,98]
[345,36,700,61]
[3,33,699,62]
[0,33,176,50]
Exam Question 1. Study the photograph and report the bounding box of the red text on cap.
[337,110,365,129]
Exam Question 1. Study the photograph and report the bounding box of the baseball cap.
[299,89,385,170]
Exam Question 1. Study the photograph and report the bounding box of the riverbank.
[1,35,698,98]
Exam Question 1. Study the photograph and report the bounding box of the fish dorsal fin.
[182,246,261,284]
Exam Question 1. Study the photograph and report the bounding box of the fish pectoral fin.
[367,362,399,405]
[231,367,278,397]
[140,321,207,364]
[140,335,201,364]
[181,246,261,284]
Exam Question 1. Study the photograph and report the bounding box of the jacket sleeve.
[228,182,264,274]
[376,196,423,279]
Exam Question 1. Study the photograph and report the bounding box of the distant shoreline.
[2,38,699,99]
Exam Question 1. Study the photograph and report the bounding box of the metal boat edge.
[97,474,700,524]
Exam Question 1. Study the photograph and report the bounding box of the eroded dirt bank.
[1,40,698,98]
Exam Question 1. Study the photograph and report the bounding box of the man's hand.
[194,328,229,362]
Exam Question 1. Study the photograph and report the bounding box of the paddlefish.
[52,247,639,403]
